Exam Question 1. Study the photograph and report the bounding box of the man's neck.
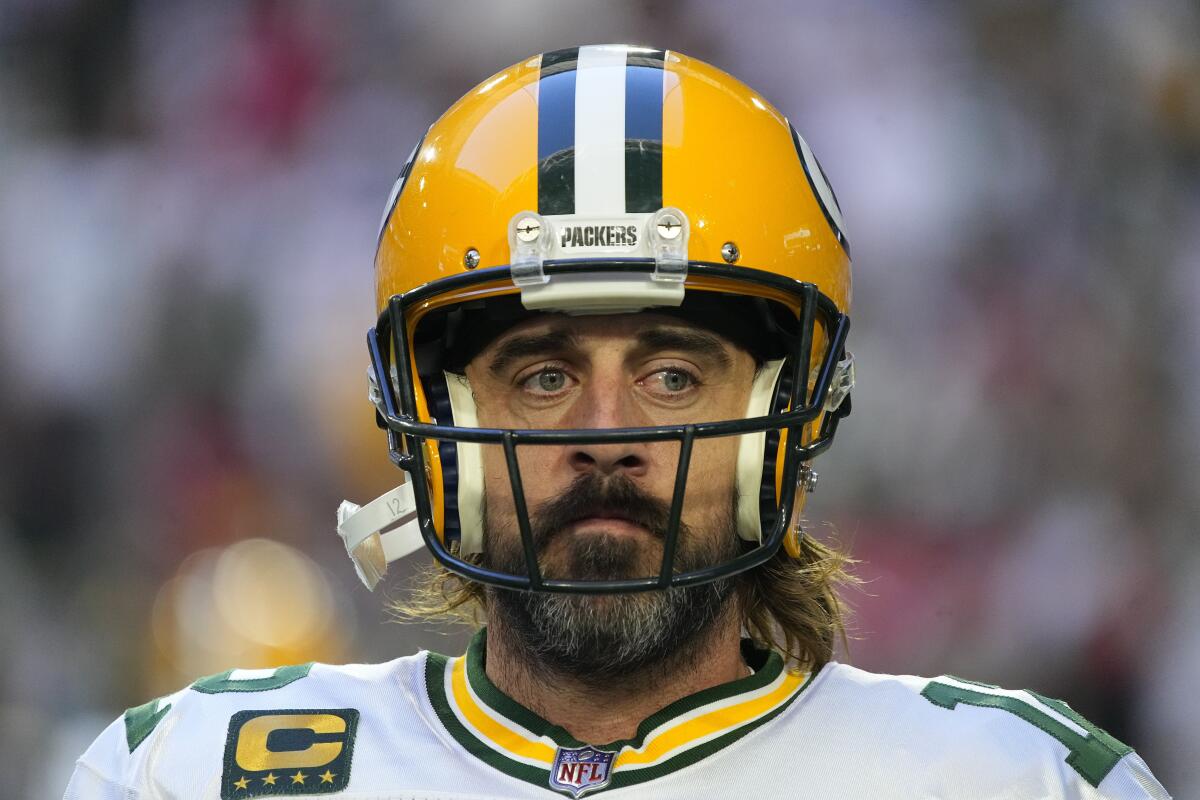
[483,612,749,744]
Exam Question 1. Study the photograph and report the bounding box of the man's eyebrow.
[635,327,733,369]
[487,329,582,375]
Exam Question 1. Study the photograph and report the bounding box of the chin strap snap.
[336,482,423,590]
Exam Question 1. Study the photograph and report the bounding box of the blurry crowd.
[1,1,1197,795]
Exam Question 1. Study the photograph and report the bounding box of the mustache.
[529,475,674,546]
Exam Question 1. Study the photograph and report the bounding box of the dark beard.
[483,474,740,686]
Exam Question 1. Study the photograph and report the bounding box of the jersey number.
[921,679,1132,788]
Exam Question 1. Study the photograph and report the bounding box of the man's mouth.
[565,515,653,538]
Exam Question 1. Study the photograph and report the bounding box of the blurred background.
[1,0,1197,795]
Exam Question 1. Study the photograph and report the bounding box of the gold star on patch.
[261,773,277,785]
[319,770,336,784]
[233,776,249,790]
[291,770,307,784]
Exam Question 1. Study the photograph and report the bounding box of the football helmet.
[337,45,853,594]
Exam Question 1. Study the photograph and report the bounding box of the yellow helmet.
[337,45,853,593]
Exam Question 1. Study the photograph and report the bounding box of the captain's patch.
[222,709,358,799]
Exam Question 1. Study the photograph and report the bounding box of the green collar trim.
[461,628,785,751]
[424,655,552,786]
[424,628,816,796]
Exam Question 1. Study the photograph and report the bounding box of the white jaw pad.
[336,482,422,590]
[735,359,787,543]
[444,372,486,554]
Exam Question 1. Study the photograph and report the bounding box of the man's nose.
[562,374,651,478]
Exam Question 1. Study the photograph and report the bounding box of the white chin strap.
[336,483,421,590]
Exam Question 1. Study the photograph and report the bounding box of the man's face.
[463,312,758,679]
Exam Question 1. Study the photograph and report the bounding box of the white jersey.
[66,632,1170,800]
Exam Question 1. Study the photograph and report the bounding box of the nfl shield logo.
[548,746,616,797]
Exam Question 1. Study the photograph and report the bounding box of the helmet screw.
[463,247,481,269]
[515,216,542,243]
[798,465,819,493]
[721,241,740,263]
[656,213,683,240]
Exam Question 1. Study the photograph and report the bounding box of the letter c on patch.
[234,713,347,772]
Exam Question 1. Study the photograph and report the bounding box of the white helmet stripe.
[574,44,629,215]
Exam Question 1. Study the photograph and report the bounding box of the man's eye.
[645,368,697,395]
[523,369,569,394]
[661,369,692,392]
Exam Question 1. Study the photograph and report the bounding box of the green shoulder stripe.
[123,663,316,754]
[124,697,171,752]
[193,663,313,694]
[922,678,1133,788]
